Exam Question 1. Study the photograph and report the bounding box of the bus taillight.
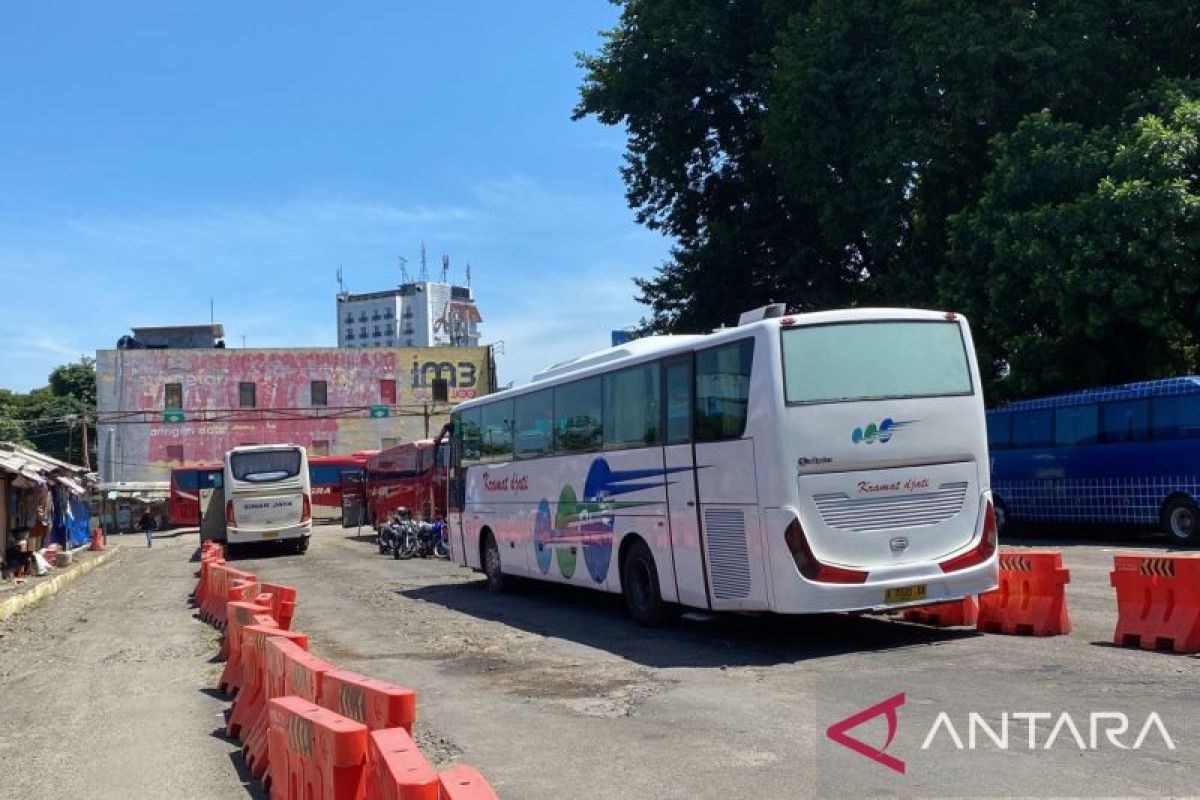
[225,500,236,527]
[301,494,312,523]
[784,517,869,584]
[939,497,998,573]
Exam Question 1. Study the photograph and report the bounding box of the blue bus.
[987,377,1200,546]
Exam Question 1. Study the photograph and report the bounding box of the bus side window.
[514,390,554,459]
[695,339,754,442]
[480,400,514,462]
[554,377,602,453]
[1101,400,1150,443]
[1011,409,1052,448]
[1152,394,1200,440]
[986,413,1010,450]
[1054,405,1098,447]
[458,407,482,464]
[664,358,693,445]
[603,363,661,449]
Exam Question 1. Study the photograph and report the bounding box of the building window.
[311,380,328,407]
[374,327,381,337]
[239,382,256,408]
[344,313,353,324]
[372,312,381,321]
[359,327,367,338]
[383,310,393,319]
[359,312,367,322]
[166,445,185,463]
[164,382,182,410]
[311,440,330,457]
[346,332,355,341]
[381,437,400,449]
[380,379,396,404]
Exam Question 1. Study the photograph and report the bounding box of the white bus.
[445,306,998,625]
[223,444,312,554]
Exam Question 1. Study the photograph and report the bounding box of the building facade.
[96,343,493,483]
[336,281,482,349]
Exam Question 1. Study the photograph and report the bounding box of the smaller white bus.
[223,444,312,553]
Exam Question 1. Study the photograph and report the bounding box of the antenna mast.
[466,263,471,287]
[337,266,346,294]
[398,256,410,285]
[419,241,428,282]
[440,254,450,284]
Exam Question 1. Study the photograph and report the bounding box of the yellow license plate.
[261,530,279,540]
[885,584,927,605]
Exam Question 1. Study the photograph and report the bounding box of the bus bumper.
[226,522,312,545]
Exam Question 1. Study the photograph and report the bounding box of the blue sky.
[0,2,667,392]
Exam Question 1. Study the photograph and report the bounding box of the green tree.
[0,357,96,465]
[947,85,1200,400]
[576,1,1200,396]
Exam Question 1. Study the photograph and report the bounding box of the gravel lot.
[1,523,1195,799]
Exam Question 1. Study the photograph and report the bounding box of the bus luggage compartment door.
[695,439,768,611]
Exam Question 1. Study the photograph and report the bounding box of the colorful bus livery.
[987,377,1200,545]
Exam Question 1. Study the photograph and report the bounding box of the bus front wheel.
[621,539,674,627]
[1161,496,1200,546]
[482,531,505,592]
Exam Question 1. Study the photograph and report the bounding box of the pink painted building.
[96,343,493,483]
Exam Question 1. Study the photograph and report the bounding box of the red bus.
[363,439,446,526]
[170,453,370,526]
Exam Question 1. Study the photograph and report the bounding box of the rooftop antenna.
[419,241,428,282]
[398,256,410,285]
[440,254,450,284]
[337,266,346,294]
[210,297,214,324]
[466,263,471,287]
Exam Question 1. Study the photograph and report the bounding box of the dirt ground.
[1,522,1196,799]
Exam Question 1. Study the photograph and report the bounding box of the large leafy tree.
[948,86,1200,400]
[576,0,1200,396]
[0,358,96,465]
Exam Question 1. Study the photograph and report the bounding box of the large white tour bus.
[223,444,312,554]
[445,306,998,625]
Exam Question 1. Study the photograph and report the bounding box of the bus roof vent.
[737,304,786,327]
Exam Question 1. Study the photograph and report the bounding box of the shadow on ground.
[400,577,977,670]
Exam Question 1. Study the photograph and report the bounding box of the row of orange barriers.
[193,541,499,799]
[902,545,1200,653]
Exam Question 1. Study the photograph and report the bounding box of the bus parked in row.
[987,377,1200,546]
[363,439,446,526]
[444,306,999,625]
[223,444,312,553]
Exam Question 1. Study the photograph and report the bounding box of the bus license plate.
[885,584,927,605]
[261,530,279,540]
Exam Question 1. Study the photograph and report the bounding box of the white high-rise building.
[336,281,482,348]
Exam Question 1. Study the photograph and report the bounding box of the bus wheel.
[294,536,310,555]
[482,531,505,592]
[1161,496,1200,545]
[621,539,674,627]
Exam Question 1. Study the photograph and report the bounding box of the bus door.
[662,356,710,609]
[198,470,226,542]
[340,470,366,528]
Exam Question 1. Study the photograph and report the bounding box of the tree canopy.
[0,357,96,465]
[576,0,1200,399]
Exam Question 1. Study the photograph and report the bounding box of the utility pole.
[81,415,91,471]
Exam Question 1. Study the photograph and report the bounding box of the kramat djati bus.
[443,305,999,625]
[223,444,313,554]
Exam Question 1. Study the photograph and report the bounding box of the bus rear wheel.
[482,531,505,592]
[1161,496,1200,546]
[621,539,674,627]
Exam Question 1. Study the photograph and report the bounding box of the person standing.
[138,510,156,548]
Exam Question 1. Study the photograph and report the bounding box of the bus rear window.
[231,450,302,482]
[782,320,972,404]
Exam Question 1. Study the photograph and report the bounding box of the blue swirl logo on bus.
[852,418,916,445]
[533,458,690,583]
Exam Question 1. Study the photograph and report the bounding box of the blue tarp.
[50,489,91,548]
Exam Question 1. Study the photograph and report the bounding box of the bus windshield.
[782,320,972,404]
[230,449,302,482]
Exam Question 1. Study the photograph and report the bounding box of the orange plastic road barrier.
[1111,554,1200,653]
[366,727,438,800]
[245,636,312,781]
[320,669,417,735]
[222,599,273,659]
[267,696,368,800]
[262,644,338,794]
[216,570,260,629]
[254,582,299,631]
[227,626,309,741]
[200,564,230,622]
[219,604,277,695]
[977,549,1071,636]
[902,596,979,627]
[194,554,222,608]
[437,766,499,800]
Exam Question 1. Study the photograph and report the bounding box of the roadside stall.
[95,481,170,535]
[0,442,93,580]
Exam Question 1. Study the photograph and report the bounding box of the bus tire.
[481,531,505,592]
[621,539,674,627]
[1160,495,1200,545]
[294,536,310,555]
